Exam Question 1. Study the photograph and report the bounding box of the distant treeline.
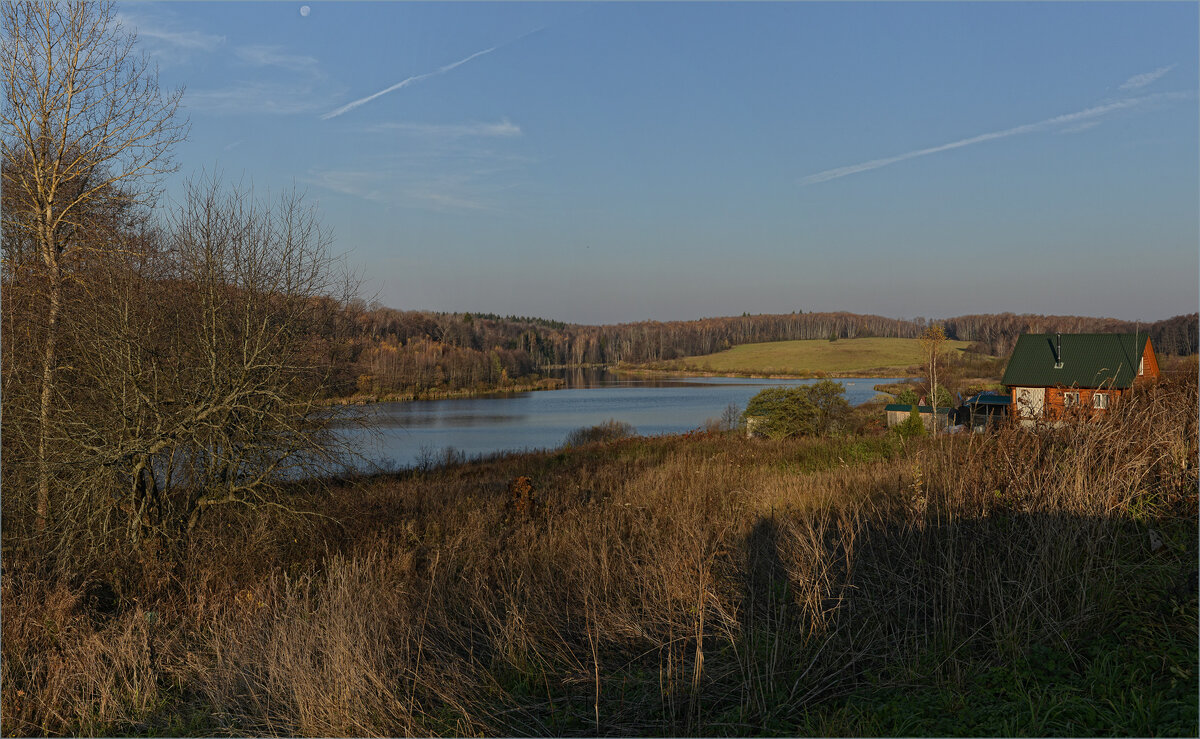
[943,312,1199,357]
[337,306,1198,398]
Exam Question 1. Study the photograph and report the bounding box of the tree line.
[336,305,1198,397]
[339,308,929,395]
[942,312,1199,357]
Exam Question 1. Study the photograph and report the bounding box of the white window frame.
[1063,391,1080,408]
[1138,357,1145,376]
[1093,393,1108,409]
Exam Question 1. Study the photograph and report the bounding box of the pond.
[336,371,909,471]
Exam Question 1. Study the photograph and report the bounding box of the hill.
[648,336,976,377]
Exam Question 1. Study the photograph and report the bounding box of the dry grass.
[671,337,975,376]
[2,376,1196,736]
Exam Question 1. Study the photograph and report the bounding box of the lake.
[337,371,909,471]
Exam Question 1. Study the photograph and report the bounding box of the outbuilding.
[885,404,953,432]
[958,391,1011,432]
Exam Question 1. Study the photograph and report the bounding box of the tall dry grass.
[2,374,1196,736]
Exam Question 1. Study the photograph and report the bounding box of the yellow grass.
[2,375,1194,736]
[678,337,974,376]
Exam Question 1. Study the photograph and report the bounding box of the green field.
[678,336,974,376]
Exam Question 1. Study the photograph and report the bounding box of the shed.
[958,392,1011,432]
[885,404,953,432]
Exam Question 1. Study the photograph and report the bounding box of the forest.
[341,304,1199,398]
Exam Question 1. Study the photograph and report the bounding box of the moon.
[300,5,310,17]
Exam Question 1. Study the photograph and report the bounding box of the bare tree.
[919,324,947,434]
[58,177,358,547]
[2,1,187,532]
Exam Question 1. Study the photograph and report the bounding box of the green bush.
[894,405,927,437]
[743,380,850,439]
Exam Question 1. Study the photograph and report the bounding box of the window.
[1093,393,1108,409]
[1063,391,1080,408]
[1138,357,1145,376]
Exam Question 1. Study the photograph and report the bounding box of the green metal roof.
[965,394,1011,406]
[1001,333,1149,389]
[885,404,952,414]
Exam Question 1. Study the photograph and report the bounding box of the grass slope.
[2,376,1195,737]
[677,337,974,376]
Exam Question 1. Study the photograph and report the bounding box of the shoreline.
[612,364,923,382]
[321,377,566,406]
[321,369,926,406]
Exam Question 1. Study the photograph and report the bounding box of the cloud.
[301,169,388,202]
[116,11,225,56]
[236,44,323,77]
[399,188,499,214]
[320,45,499,120]
[186,81,329,116]
[800,91,1189,186]
[363,119,522,138]
[1119,65,1175,91]
[303,164,516,214]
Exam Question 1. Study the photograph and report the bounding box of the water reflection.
[342,374,911,471]
[367,409,526,429]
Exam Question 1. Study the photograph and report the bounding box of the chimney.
[1054,333,1063,368]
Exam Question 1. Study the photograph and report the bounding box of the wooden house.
[1002,333,1159,423]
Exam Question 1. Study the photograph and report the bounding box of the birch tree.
[919,324,947,434]
[1,1,186,532]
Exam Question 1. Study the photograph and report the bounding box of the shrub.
[563,419,636,447]
[744,381,850,439]
[720,402,744,432]
[894,405,927,437]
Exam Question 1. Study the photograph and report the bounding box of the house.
[1002,333,1159,423]
[884,404,953,432]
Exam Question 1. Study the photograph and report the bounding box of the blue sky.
[125,1,1197,324]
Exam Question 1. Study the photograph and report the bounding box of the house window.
[1138,357,1144,376]
[1063,391,1080,408]
[1093,393,1108,409]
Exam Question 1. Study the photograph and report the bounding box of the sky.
[123,1,1198,325]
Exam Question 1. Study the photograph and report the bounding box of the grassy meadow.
[645,337,976,377]
[2,372,1195,736]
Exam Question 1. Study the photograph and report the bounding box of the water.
[337,372,910,471]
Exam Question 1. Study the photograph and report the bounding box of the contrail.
[320,27,545,121]
[800,90,1186,186]
[1119,64,1175,91]
[321,47,497,120]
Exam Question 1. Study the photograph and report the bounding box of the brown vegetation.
[3,372,1194,736]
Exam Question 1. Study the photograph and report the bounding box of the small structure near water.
[958,391,1011,432]
[884,404,953,432]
